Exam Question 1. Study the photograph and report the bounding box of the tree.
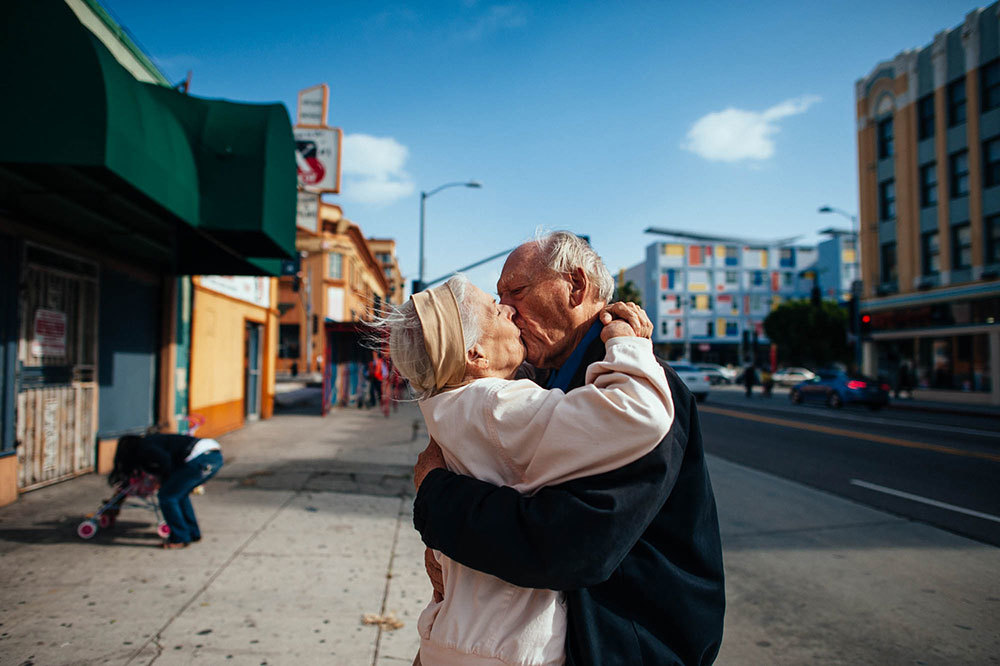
[763,299,850,368]
[614,280,642,306]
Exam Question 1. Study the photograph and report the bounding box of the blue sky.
[108,0,978,295]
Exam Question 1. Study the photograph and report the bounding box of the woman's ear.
[467,344,489,371]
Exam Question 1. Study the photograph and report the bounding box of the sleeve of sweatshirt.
[485,336,674,492]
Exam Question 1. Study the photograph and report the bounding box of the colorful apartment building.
[634,230,825,364]
[856,2,1000,404]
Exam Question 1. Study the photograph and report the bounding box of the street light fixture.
[417,180,482,293]
[818,205,863,371]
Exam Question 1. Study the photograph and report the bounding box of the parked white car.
[773,367,816,386]
[667,363,711,402]
[695,363,736,385]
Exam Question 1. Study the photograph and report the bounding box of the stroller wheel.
[77,520,98,539]
[98,513,116,529]
[156,522,171,539]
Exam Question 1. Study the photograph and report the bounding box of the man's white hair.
[372,275,480,400]
[534,230,614,304]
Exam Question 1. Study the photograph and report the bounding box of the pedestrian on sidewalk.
[111,433,223,549]
[410,233,725,666]
[744,362,757,397]
[761,367,774,397]
[380,274,674,666]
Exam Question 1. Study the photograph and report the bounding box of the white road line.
[850,479,1000,524]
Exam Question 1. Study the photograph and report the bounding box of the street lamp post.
[417,180,482,293]
[818,205,862,371]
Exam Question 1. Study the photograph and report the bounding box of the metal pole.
[418,191,426,293]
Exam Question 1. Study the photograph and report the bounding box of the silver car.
[773,367,816,386]
[668,363,711,402]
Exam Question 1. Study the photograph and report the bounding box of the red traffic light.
[861,314,871,323]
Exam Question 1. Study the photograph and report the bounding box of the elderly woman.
[382,274,674,666]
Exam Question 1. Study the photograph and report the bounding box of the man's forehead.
[498,245,543,289]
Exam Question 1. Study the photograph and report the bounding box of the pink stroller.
[77,471,169,540]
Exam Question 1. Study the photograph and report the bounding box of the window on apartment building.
[917,94,935,140]
[782,272,794,287]
[328,252,343,279]
[950,150,969,198]
[779,247,795,267]
[984,137,1000,188]
[879,179,896,220]
[877,117,894,159]
[752,271,765,286]
[921,231,940,275]
[952,223,972,269]
[947,79,967,127]
[988,214,1000,264]
[982,59,1000,112]
[880,242,898,285]
[725,270,739,284]
[920,163,937,207]
[725,321,739,337]
[725,246,739,265]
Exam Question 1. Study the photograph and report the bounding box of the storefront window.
[912,334,991,392]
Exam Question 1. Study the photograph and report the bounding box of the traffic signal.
[846,298,858,334]
[860,313,872,338]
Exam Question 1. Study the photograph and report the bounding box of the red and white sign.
[32,309,66,357]
[294,127,342,194]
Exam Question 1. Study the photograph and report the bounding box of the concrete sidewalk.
[1,401,997,665]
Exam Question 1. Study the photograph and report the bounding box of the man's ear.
[567,267,589,307]
[467,344,489,371]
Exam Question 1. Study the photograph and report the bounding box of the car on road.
[790,369,890,409]
[695,363,736,385]
[773,366,816,386]
[668,363,711,402]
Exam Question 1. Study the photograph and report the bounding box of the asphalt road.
[698,385,1000,547]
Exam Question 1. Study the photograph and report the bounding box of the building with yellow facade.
[277,203,393,400]
[856,2,1000,404]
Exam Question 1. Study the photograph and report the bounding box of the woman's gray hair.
[372,274,481,400]
[534,230,614,304]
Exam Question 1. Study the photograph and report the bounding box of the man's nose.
[500,304,517,319]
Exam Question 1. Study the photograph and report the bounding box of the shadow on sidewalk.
[218,459,415,499]
[0,518,164,548]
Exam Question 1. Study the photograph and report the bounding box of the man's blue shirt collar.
[545,320,603,392]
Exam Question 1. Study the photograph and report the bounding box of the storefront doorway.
[16,245,99,490]
[244,321,263,421]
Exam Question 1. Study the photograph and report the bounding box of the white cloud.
[456,4,527,41]
[681,95,821,163]
[341,133,415,205]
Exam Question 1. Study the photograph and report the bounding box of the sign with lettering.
[296,190,320,232]
[31,308,66,357]
[297,84,329,127]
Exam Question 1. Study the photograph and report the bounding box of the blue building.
[634,229,827,365]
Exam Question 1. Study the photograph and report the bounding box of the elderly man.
[413,231,725,665]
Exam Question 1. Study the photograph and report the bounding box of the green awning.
[0,0,296,274]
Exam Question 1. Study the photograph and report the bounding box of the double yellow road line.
[699,405,1000,463]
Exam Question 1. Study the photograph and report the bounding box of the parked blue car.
[790,369,890,410]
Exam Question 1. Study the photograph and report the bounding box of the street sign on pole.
[297,84,329,127]
[294,127,342,194]
[296,190,320,233]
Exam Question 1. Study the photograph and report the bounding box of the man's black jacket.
[413,337,726,665]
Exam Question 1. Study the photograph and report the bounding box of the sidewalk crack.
[371,496,407,666]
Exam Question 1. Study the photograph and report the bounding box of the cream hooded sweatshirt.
[416,336,674,666]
